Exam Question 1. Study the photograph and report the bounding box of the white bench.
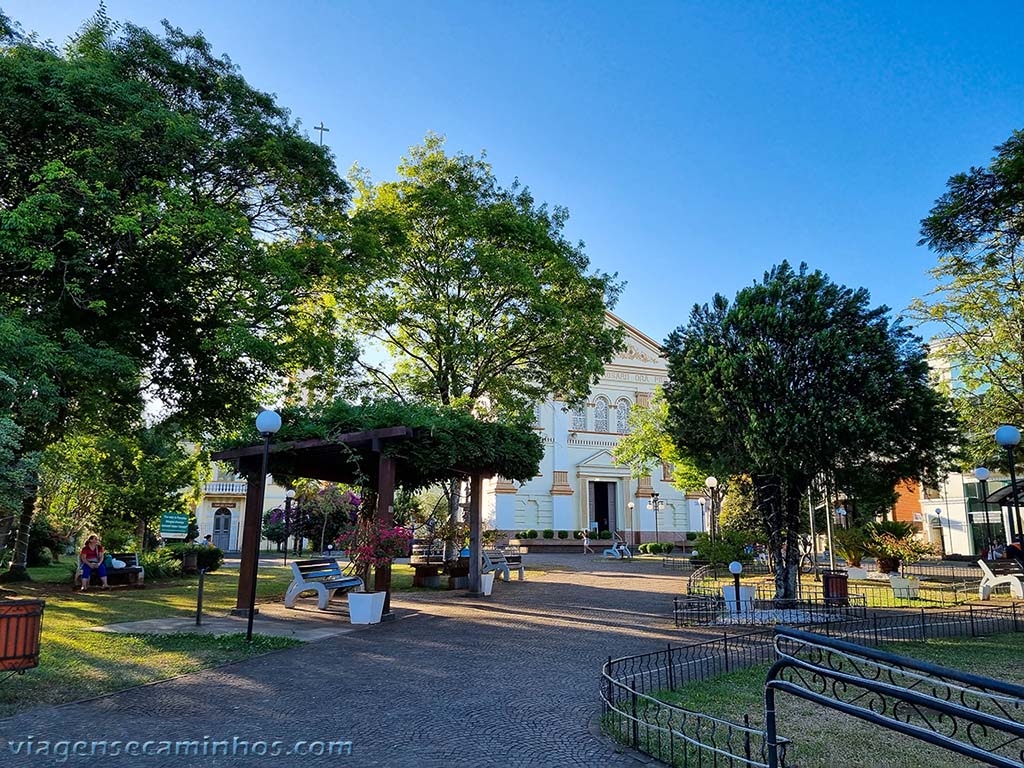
[603,542,632,560]
[483,549,525,582]
[977,558,1024,600]
[284,558,363,610]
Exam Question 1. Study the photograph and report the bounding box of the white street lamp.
[626,501,635,546]
[974,467,995,554]
[995,425,1023,543]
[728,560,744,614]
[704,476,719,541]
[245,409,281,642]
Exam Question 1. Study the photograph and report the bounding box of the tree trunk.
[136,515,148,552]
[2,475,38,582]
[757,474,803,604]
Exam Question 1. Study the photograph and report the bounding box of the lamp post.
[995,425,1023,544]
[627,501,635,546]
[283,489,295,565]
[705,476,719,541]
[247,409,281,642]
[647,493,663,543]
[974,467,994,556]
[729,560,744,615]
[698,497,707,535]
[934,507,950,556]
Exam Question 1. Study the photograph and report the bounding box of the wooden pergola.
[211,426,491,617]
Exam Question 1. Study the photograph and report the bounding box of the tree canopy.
[344,134,624,417]
[914,129,1024,465]
[664,262,959,598]
[219,399,544,492]
[0,9,355,577]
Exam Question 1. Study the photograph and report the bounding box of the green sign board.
[160,512,190,539]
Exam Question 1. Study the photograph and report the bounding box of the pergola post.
[234,466,264,615]
[468,474,483,596]
[374,451,397,616]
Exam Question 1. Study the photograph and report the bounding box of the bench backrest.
[113,553,139,568]
[483,550,507,566]
[980,558,1024,576]
[291,558,344,583]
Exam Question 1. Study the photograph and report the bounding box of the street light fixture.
[974,467,994,556]
[728,560,744,615]
[247,409,281,642]
[626,501,635,546]
[934,507,950,556]
[698,497,707,534]
[705,476,719,541]
[995,425,1023,544]
[646,493,663,543]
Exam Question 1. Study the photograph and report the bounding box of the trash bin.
[822,570,849,607]
[0,598,45,672]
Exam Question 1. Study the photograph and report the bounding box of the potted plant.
[833,527,869,579]
[336,520,412,624]
[865,521,934,574]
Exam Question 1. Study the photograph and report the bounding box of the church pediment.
[606,312,664,368]
[577,449,619,469]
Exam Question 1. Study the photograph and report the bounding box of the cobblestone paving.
[1,556,702,767]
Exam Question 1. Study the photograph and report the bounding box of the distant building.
[485,313,700,542]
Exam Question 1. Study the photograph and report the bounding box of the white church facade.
[485,313,701,542]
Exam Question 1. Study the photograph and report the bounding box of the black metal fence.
[601,603,1023,767]
[674,589,869,627]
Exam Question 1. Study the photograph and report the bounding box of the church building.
[486,313,701,542]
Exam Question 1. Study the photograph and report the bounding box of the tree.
[344,134,623,532]
[664,262,959,600]
[914,129,1024,465]
[0,10,355,577]
[344,134,623,415]
[611,387,710,492]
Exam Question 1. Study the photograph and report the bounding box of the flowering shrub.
[865,520,934,573]
[337,521,413,570]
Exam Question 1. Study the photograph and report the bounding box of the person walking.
[581,529,593,554]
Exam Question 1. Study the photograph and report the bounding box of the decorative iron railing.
[765,624,1024,767]
[601,604,1023,767]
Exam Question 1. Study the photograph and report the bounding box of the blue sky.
[7,1,1024,344]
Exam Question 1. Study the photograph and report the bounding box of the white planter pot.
[846,567,869,580]
[348,591,386,624]
[480,572,495,596]
[721,585,756,615]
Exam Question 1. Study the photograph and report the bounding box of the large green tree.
[344,134,623,415]
[914,129,1024,465]
[344,135,623,531]
[0,10,354,578]
[664,263,958,599]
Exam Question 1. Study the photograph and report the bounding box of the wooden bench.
[483,549,525,582]
[74,553,145,588]
[977,558,1024,600]
[284,558,363,610]
[410,540,447,587]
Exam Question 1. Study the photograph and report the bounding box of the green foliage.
[27,516,64,567]
[664,262,959,598]
[863,520,934,569]
[573,530,584,539]
[639,542,674,554]
[694,531,752,565]
[166,544,224,573]
[138,548,182,580]
[542,529,554,539]
[524,529,538,539]
[832,527,869,567]
[718,475,762,537]
[344,133,623,417]
[598,530,613,540]
[229,399,544,491]
[611,387,710,490]
[557,530,569,539]
[685,532,698,541]
[914,129,1024,465]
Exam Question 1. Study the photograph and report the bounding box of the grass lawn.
[0,561,428,716]
[651,632,1024,768]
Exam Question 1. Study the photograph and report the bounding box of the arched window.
[571,404,587,431]
[615,398,631,433]
[594,397,609,432]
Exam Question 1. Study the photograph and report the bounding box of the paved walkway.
[1,556,699,767]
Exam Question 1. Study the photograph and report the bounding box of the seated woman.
[79,533,109,591]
